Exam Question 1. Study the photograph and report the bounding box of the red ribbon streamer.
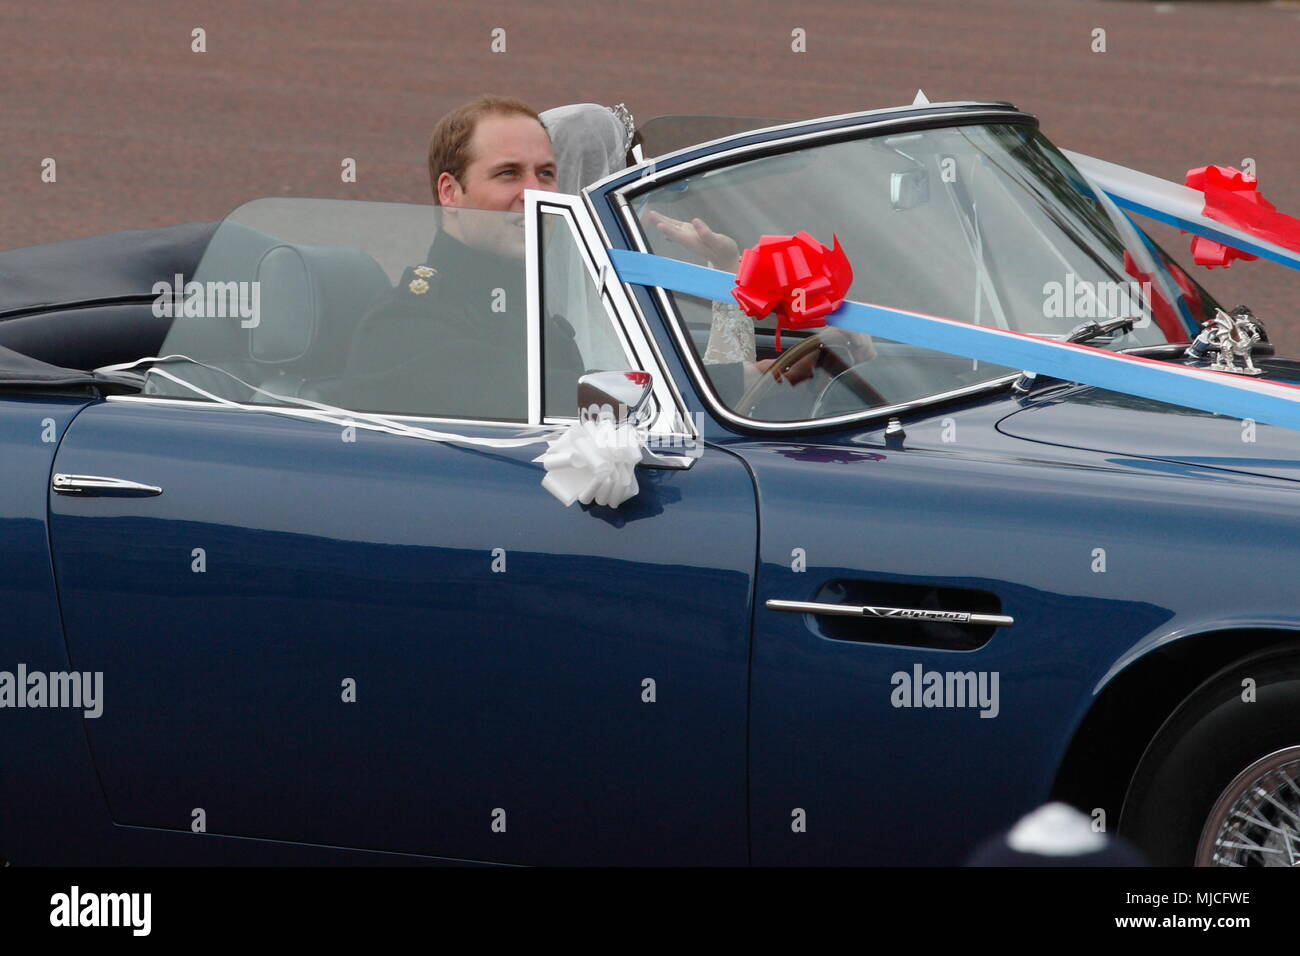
[1185,165,1300,268]
[731,232,853,351]
[1122,249,1194,342]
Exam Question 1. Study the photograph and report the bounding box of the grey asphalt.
[3,0,1299,347]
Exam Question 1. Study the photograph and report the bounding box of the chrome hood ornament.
[1186,307,1266,376]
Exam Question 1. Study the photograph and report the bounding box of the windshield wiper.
[1007,318,1137,395]
[1065,317,1135,345]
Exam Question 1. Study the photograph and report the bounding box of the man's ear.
[436,171,463,206]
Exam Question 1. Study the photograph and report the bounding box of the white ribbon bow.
[534,416,644,508]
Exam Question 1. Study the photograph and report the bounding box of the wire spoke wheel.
[1120,651,1300,866]
[1197,746,1300,867]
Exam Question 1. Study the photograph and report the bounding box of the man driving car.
[342,95,585,420]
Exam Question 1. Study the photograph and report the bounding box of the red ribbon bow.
[1185,164,1300,268]
[731,232,853,350]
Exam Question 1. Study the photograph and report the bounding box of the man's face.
[438,113,558,258]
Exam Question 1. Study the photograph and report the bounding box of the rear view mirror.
[577,370,654,425]
[890,167,929,210]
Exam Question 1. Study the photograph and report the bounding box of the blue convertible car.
[3,100,1299,866]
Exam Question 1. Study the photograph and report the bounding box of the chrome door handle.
[52,474,163,497]
[766,599,1013,627]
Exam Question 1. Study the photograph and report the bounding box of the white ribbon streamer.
[95,355,555,447]
[94,355,646,508]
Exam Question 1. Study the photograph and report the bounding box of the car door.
[736,415,1195,866]
[46,193,756,865]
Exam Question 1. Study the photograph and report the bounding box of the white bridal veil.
[538,103,636,375]
[540,102,635,195]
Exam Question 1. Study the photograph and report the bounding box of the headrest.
[251,241,389,365]
[250,244,313,363]
[160,225,387,368]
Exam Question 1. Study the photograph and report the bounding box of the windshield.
[632,121,1221,424]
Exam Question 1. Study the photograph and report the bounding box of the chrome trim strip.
[53,473,163,496]
[553,196,689,439]
[635,449,696,470]
[537,202,641,381]
[534,189,697,443]
[525,192,543,425]
[583,101,1019,193]
[609,108,1028,197]
[583,191,702,442]
[766,599,1013,627]
[104,393,549,431]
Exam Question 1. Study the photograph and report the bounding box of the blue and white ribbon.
[610,234,1300,433]
[1065,150,1300,274]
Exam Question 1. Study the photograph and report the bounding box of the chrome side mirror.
[577,370,654,425]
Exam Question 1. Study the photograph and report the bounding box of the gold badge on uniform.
[408,278,430,295]
[413,266,435,278]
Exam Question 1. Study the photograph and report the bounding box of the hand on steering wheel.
[737,329,884,418]
[754,351,818,385]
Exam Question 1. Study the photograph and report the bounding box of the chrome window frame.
[578,193,700,443]
[533,199,642,423]
[530,190,697,442]
[606,107,1053,435]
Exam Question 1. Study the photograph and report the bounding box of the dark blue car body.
[4,101,1299,866]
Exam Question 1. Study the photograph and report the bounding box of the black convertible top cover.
[0,344,99,387]
[0,220,218,386]
[0,220,218,316]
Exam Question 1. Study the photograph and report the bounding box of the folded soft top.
[0,220,218,317]
[0,343,99,387]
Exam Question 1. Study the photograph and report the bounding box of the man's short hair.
[427,95,545,204]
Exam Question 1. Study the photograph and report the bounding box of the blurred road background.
[3,0,1299,347]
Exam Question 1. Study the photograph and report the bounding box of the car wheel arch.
[1050,628,1300,840]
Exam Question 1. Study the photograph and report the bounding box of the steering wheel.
[736,333,887,418]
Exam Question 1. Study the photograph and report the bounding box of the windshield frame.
[601,106,1202,434]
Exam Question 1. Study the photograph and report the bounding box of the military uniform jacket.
[341,229,585,420]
